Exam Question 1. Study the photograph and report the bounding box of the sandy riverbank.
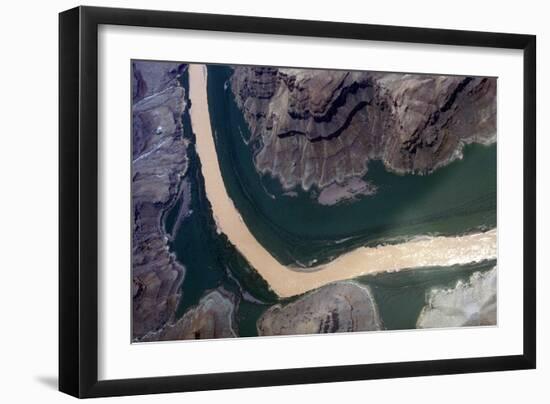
[188,64,497,298]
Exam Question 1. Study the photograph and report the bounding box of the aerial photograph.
[131,60,497,342]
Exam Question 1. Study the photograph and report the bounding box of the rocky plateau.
[132,61,189,340]
[257,281,382,335]
[416,266,497,328]
[140,288,238,341]
[231,66,496,204]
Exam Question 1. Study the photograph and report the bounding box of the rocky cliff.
[140,288,238,341]
[231,66,496,204]
[132,61,189,339]
[257,281,382,335]
[416,266,497,328]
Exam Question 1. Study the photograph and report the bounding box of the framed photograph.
[59,6,536,398]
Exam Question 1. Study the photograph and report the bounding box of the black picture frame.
[59,5,536,398]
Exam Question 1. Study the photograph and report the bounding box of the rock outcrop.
[317,177,377,206]
[132,61,189,339]
[257,281,382,335]
[141,288,238,341]
[231,67,496,203]
[416,266,497,328]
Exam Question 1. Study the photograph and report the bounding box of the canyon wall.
[231,67,496,204]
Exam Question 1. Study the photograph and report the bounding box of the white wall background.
[0,0,546,402]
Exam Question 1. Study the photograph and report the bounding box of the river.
[166,64,497,336]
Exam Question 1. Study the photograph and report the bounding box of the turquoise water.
[165,65,497,336]
[206,65,496,268]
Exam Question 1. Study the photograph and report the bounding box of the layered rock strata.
[231,67,496,203]
[132,61,189,339]
[141,288,238,341]
[257,281,382,335]
[416,266,497,328]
